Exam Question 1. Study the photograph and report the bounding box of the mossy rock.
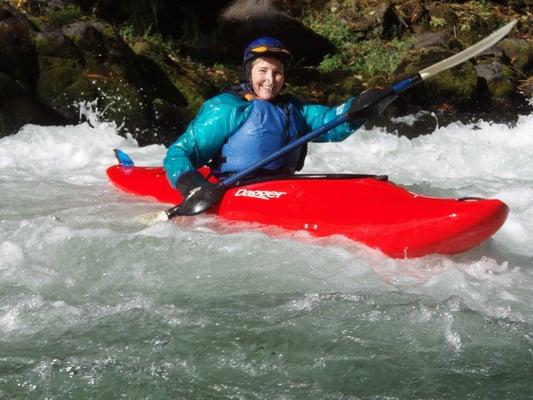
[132,40,215,117]
[34,30,81,59]
[0,5,39,89]
[43,4,84,29]
[62,21,108,60]
[425,63,478,106]
[172,80,205,114]
[395,45,454,79]
[395,45,478,109]
[475,61,516,99]
[0,113,18,138]
[487,78,515,99]
[132,39,167,63]
[91,77,149,132]
[36,53,150,133]
[37,56,83,100]
[325,75,365,105]
[499,38,533,76]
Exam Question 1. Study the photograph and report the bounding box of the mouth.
[254,83,278,99]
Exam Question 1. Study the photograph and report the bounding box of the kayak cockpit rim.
[225,173,389,187]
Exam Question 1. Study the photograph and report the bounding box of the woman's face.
[250,56,285,100]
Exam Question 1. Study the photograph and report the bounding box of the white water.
[1,110,532,398]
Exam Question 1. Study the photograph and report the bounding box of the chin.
[254,86,280,100]
[259,91,279,100]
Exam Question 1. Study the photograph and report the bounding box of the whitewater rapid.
[1,111,532,398]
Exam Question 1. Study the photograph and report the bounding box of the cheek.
[252,73,264,85]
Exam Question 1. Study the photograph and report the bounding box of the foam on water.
[1,109,532,282]
[306,113,533,184]
[1,106,533,398]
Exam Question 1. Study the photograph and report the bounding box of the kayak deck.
[106,165,509,258]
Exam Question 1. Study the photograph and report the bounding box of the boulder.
[499,38,533,77]
[394,42,478,111]
[374,1,409,40]
[0,3,39,89]
[0,6,191,143]
[219,0,336,65]
[0,72,73,137]
[475,61,515,100]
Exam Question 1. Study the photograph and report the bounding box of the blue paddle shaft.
[393,75,422,93]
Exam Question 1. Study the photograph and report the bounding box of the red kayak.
[106,164,508,258]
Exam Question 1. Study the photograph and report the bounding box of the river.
[0,108,532,399]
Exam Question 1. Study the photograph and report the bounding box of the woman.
[164,37,362,194]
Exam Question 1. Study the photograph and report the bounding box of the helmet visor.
[249,45,292,57]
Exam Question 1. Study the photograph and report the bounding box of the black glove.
[172,170,224,216]
[348,88,398,122]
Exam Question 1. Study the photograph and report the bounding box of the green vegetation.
[454,1,500,38]
[348,38,414,78]
[304,11,413,79]
[119,23,175,53]
[45,4,83,28]
[430,16,447,29]
[118,24,136,44]
[121,0,162,35]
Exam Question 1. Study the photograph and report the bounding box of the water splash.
[1,113,533,398]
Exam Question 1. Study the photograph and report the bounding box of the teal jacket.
[164,92,360,187]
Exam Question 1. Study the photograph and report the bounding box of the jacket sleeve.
[163,94,251,187]
[300,97,362,142]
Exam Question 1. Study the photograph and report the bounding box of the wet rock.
[62,21,106,54]
[0,0,530,143]
[410,32,454,50]
[0,6,191,143]
[475,61,515,100]
[219,0,336,65]
[394,43,478,111]
[499,38,533,76]
[475,61,507,82]
[344,1,411,40]
[399,0,428,29]
[34,30,81,58]
[0,3,39,89]
[375,1,409,40]
[0,72,73,137]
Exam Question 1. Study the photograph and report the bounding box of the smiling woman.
[249,57,285,100]
[162,36,363,199]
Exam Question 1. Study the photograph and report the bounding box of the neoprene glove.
[174,170,223,215]
[175,170,210,195]
[348,88,397,122]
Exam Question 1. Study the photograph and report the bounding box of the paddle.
[159,20,517,220]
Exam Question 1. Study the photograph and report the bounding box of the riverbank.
[0,0,531,143]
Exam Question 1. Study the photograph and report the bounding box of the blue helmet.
[242,37,292,70]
